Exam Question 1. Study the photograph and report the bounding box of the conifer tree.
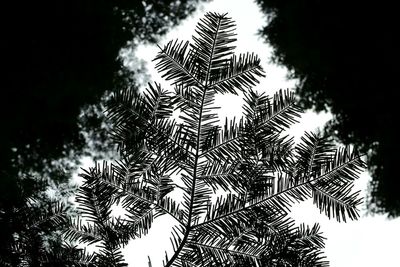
[0,175,85,267]
[65,12,366,266]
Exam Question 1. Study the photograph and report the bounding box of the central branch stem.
[164,86,207,267]
[165,16,221,267]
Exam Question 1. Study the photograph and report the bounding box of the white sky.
[114,0,400,266]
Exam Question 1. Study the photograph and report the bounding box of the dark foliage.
[0,1,207,264]
[1,0,206,175]
[0,172,76,266]
[255,0,400,216]
[67,13,365,266]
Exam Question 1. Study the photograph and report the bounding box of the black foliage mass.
[67,13,365,266]
[1,1,206,264]
[0,173,75,266]
[254,0,400,216]
[0,0,206,176]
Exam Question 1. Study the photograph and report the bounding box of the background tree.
[0,0,208,263]
[254,0,399,216]
[66,12,365,266]
[1,0,208,176]
[0,172,75,266]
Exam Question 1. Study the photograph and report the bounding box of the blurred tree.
[1,0,206,176]
[0,0,207,263]
[0,170,73,266]
[255,0,400,216]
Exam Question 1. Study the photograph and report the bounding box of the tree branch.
[193,155,362,229]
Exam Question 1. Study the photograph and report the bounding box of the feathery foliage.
[66,12,365,266]
[0,198,73,266]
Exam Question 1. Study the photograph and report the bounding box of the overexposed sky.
[118,0,400,266]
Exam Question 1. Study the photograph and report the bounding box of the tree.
[65,12,365,266]
[254,0,399,216]
[1,1,208,262]
[1,0,208,185]
[0,172,75,266]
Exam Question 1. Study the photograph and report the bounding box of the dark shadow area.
[1,0,203,175]
[0,0,206,264]
[255,0,400,216]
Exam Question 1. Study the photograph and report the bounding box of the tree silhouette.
[0,171,76,266]
[65,13,365,266]
[254,0,399,216]
[1,0,207,187]
[1,1,208,262]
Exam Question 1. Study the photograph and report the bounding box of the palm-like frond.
[155,40,204,88]
[258,223,329,267]
[64,217,103,246]
[5,199,72,267]
[25,201,69,231]
[41,243,97,267]
[197,160,243,193]
[210,53,265,94]
[243,88,301,136]
[200,117,241,162]
[192,12,237,85]
[69,12,365,267]
[310,147,365,222]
